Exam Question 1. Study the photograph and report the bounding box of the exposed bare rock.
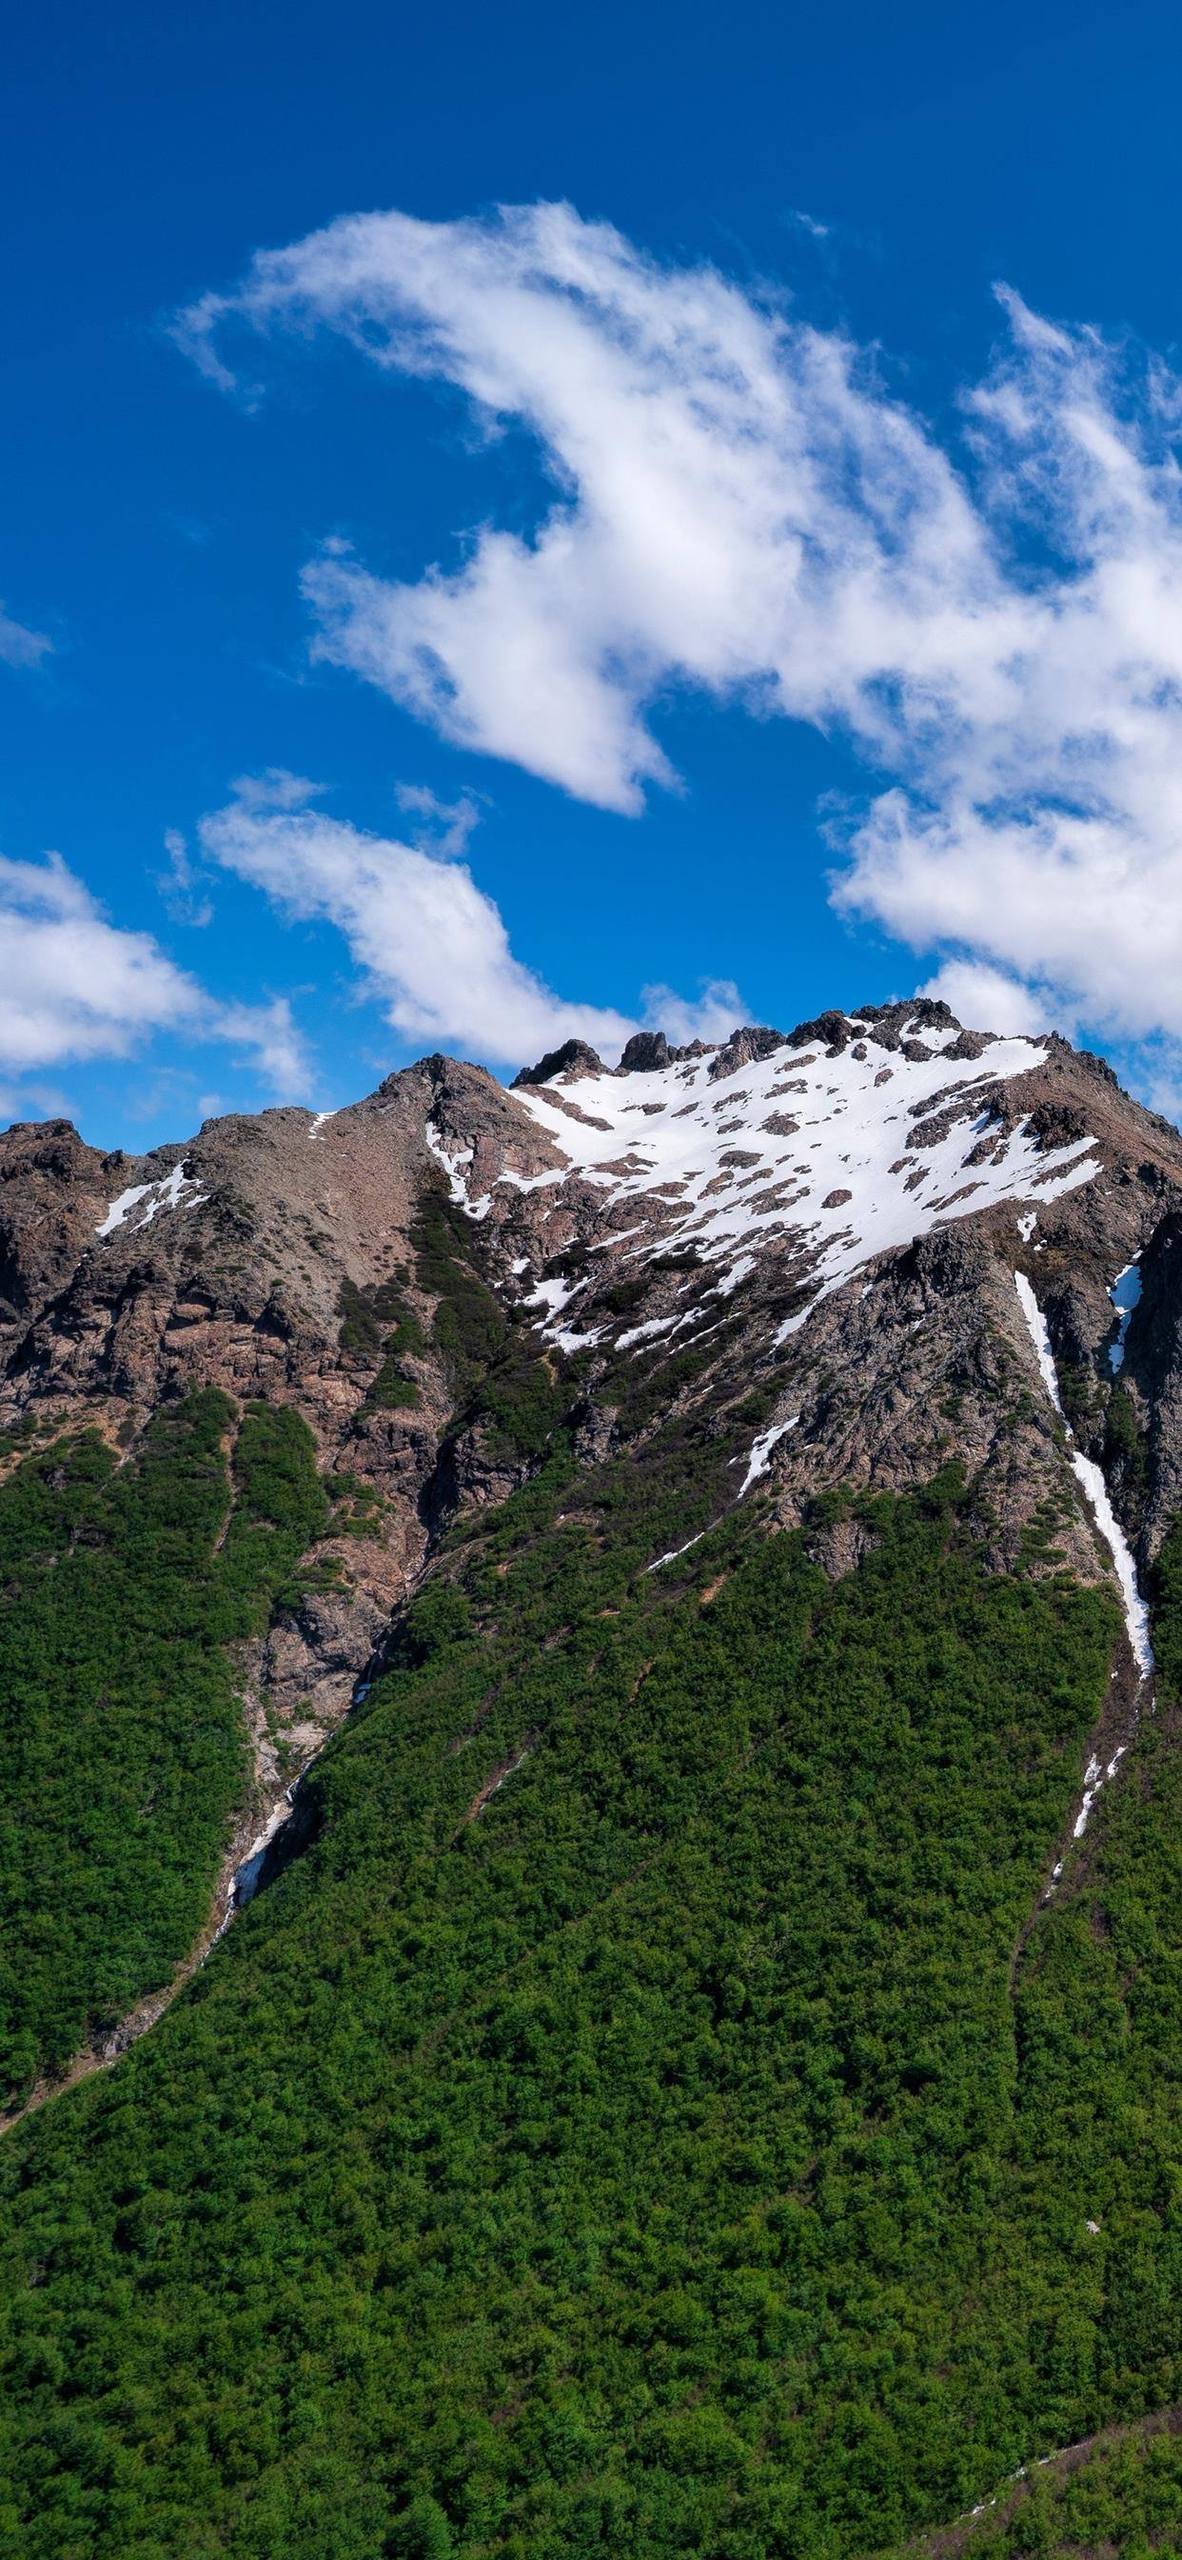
[708,1024,787,1077]
[254,1583,390,1786]
[5,999,1182,1751]
[511,1039,606,1087]
[618,1031,673,1073]
[0,1120,124,1319]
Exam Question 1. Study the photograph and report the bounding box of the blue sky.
[6,0,1182,1149]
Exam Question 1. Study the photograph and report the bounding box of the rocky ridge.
[3,997,1182,1866]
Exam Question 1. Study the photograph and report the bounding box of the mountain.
[2,998,1182,2557]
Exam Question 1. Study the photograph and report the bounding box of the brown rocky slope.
[2,996,1181,1901]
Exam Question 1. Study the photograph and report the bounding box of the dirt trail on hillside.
[0,1883,232,2138]
[869,2401,1182,2560]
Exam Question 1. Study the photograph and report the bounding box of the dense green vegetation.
[881,2417,1182,2558]
[339,1275,425,1411]
[412,1184,567,1459]
[7,1416,1174,2559]
[338,1185,570,1450]
[1152,1514,1182,1702]
[0,1393,325,2103]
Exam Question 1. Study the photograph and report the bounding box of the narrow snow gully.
[1014,1270,1153,1869]
[1108,1257,1143,1374]
[643,1415,803,1575]
[1014,1273,1152,1676]
[230,1798,296,1911]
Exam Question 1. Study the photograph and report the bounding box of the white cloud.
[199,774,742,1067]
[204,996,308,1093]
[640,978,747,1047]
[393,780,483,858]
[0,603,51,669]
[917,959,1069,1039]
[181,202,987,814]
[179,204,1182,1073]
[157,826,214,927]
[0,1078,72,1126]
[1122,1037,1182,1126]
[0,849,308,1098]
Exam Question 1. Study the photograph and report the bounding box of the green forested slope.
[882,2416,1182,2559]
[872,1606,1182,2560]
[6,1423,1174,2560]
[0,1393,325,2102]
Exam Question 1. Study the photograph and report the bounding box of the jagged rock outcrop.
[512,1038,606,1087]
[5,1001,1182,1809]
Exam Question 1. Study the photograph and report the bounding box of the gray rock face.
[511,1039,606,1088]
[617,1031,672,1074]
[4,1002,1182,1794]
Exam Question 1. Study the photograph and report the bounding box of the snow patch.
[96,1161,206,1237]
[616,1312,681,1351]
[96,1181,152,1237]
[1108,1259,1142,1373]
[1069,1448,1153,1675]
[425,1123,491,1220]
[647,1530,707,1573]
[525,1270,601,1354]
[738,1415,800,1497]
[1014,1272,1064,1412]
[232,1800,292,1908]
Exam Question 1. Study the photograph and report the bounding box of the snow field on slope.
[511,1020,1100,1347]
[96,1161,207,1238]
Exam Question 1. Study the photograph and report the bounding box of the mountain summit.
[2,996,1174,1635]
[2,1002,1182,2556]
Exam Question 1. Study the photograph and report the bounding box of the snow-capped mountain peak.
[493,1009,1100,1349]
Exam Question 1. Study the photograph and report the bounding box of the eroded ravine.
[0,1697,358,2139]
[1013,1266,1155,1916]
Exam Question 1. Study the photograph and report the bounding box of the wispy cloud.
[199,773,742,1067]
[788,209,830,241]
[640,977,746,1047]
[0,603,51,669]
[157,827,215,927]
[0,849,308,1099]
[179,203,1182,1072]
[393,780,483,859]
